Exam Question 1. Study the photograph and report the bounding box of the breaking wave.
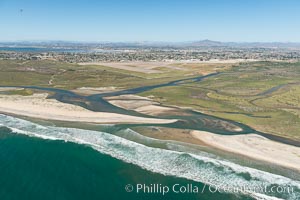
[0,114,299,200]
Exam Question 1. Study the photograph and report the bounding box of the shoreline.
[1,92,300,172]
[191,130,300,172]
[3,110,300,175]
[0,93,176,124]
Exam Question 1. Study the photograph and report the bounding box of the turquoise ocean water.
[0,114,299,200]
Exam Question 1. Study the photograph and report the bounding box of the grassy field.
[140,61,300,140]
[1,59,299,140]
[0,60,229,90]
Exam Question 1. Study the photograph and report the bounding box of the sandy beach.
[0,93,177,124]
[1,92,300,171]
[105,94,176,116]
[191,130,300,171]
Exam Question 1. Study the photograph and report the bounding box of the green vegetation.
[1,59,299,140]
[141,61,300,140]
[0,60,229,89]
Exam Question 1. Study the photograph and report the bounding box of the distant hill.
[183,40,300,48]
[1,40,300,49]
[185,40,224,47]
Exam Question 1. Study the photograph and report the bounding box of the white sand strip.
[191,130,300,171]
[0,93,177,124]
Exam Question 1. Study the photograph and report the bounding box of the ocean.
[0,114,299,200]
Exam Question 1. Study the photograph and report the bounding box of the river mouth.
[1,72,299,147]
[0,73,261,136]
[18,115,300,181]
[0,73,258,136]
[1,114,300,200]
[1,73,300,199]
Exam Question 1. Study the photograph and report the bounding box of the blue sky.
[0,0,299,42]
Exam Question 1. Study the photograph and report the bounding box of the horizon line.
[1,39,300,44]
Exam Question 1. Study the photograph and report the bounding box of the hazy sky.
[0,0,300,42]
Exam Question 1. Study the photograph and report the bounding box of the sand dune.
[0,93,177,124]
[191,130,300,171]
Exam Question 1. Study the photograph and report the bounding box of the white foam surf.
[0,114,299,200]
